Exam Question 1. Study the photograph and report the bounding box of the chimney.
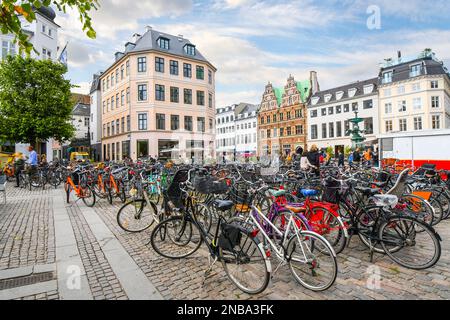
[310,71,319,95]
[178,34,183,41]
[397,50,402,63]
[132,33,141,43]
[114,52,124,61]
[145,25,152,33]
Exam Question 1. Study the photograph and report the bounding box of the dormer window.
[157,37,170,50]
[311,97,320,105]
[363,84,374,95]
[324,94,332,103]
[184,44,196,56]
[348,88,357,98]
[335,91,344,100]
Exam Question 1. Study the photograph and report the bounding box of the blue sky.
[54,0,450,106]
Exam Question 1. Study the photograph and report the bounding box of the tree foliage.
[0,55,75,145]
[0,0,98,55]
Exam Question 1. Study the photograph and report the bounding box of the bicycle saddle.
[213,199,234,211]
[300,189,317,197]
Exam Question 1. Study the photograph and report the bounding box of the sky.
[54,0,450,107]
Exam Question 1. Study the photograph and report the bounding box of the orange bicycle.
[65,167,96,207]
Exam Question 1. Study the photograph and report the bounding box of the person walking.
[373,148,379,167]
[364,148,373,166]
[307,145,320,176]
[338,150,345,167]
[13,152,25,187]
[352,147,361,165]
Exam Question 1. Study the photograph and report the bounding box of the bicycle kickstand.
[271,260,286,278]
[202,255,218,286]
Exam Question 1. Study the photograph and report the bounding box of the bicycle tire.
[81,186,96,207]
[150,216,203,259]
[117,199,158,232]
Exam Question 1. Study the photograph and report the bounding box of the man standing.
[28,146,38,168]
[338,150,345,167]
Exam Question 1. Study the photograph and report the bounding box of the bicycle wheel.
[30,174,41,188]
[150,216,202,259]
[380,215,441,270]
[309,206,348,255]
[117,199,158,232]
[400,194,434,225]
[220,231,271,294]
[195,203,213,234]
[93,183,108,199]
[356,205,387,253]
[81,186,96,207]
[287,230,338,291]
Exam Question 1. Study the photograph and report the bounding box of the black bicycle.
[150,168,271,294]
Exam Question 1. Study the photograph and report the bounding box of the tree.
[0,0,98,54]
[0,55,75,147]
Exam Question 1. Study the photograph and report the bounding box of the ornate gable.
[260,82,278,111]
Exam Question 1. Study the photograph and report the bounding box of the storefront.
[158,139,179,160]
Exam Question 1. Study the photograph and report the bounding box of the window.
[398,100,406,112]
[170,60,178,75]
[84,117,89,126]
[385,103,392,114]
[107,123,110,136]
[126,115,130,131]
[410,64,421,77]
[155,84,165,101]
[116,119,119,134]
[279,113,284,121]
[364,117,373,134]
[260,116,264,125]
[431,80,439,89]
[171,115,179,130]
[336,121,342,137]
[183,63,192,78]
[295,125,303,135]
[286,127,291,136]
[295,109,302,118]
[137,57,147,72]
[432,115,441,129]
[126,60,130,76]
[184,116,193,131]
[385,120,393,132]
[321,108,326,116]
[121,117,125,133]
[208,93,213,108]
[121,91,125,106]
[42,24,46,33]
[344,120,350,136]
[266,116,270,124]
[156,113,165,130]
[115,69,119,83]
[363,99,373,109]
[267,129,271,138]
[328,107,334,115]
[196,66,204,80]
[107,99,110,111]
[170,87,179,103]
[286,111,291,119]
[399,119,407,132]
[310,110,318,118]
[121,65,124,80]
[311,125,318,140]
[106,76,110,89]
[209,118,213,131]
[111,72,114,85]
[138,84,147,101]
[197,91,205,106]
[184,44,196,56]
[352,102,358,111]
[414,117,422,130]
[111,121,115,135]
[413,97,422,110]
[344,104,349,112]
[111,96,114,109]
[102,101,106,114]
[273,114,277,122]
[208,70,212,84]
[336,105,342,114]
[273,128,277,137]
[397,85,405,94]
[102,79,106,91]
[126,87,130,104]
[322,123,327,139]
[197,117,205,132]
[116,94,119,108]
[431,96,440,108]
[103,124,106,137]
[184,89,192,104]
[412,83,420,92]
[363,84,374,94]
[382,71,393,84]
[155,57,164,73]
[138,113,147,130]
[329,123,334,138]
[157,37,169,50]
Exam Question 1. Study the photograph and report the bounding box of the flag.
[58,42,68,66]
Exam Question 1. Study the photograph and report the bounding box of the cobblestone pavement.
[1,184,450,300]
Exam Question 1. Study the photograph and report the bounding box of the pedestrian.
[353,148,361,165]
[338,150,345,167]
[364,148,373,166]
[373,148,379,167]
[13,152,25,187]
[28,146,38,174]
[307,145,320,176]
[348,152,354,165]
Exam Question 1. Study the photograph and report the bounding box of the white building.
[89,73,103,161]
[234,103,258,160]
[308,78,379,154]
[215,105,236,161]
[71,103,91,140]
[0,6,60,160]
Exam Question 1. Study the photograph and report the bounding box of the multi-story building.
[308,78,379,153]
[378,50,450,135]
[0,6,60,160]
[215,105,236,161]
[100,26,216,162]
[89,73,103,161]
[234,103,258,160]
[258,73,318,157]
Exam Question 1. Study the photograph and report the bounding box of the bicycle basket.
[193,176,228,194]
[218,223,243,251]
[70,169,81,186]
[166,169,189,208]
[321,178,341,204]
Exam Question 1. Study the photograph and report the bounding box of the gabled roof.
[273,87,283,106]
[72,103,90,117]
[89,73,102,94]
[309,77,378,107]
[234,103,258,117]
[295,80,311,103]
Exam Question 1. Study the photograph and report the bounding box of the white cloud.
[71,82,91,95]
